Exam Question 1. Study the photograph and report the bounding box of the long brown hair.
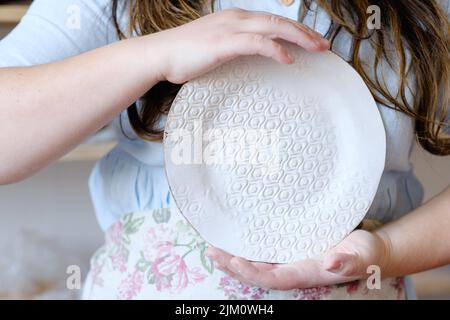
[112,0,450,155]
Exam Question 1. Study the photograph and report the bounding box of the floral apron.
[82,208,405,300]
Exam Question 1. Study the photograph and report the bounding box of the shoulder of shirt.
[27,0,128,26]
[28,0,114,12]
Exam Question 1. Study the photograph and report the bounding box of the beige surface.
[59,143,116,162]
[412,268,450,299]
[0,4,28,24]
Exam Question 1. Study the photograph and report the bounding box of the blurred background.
[0,0,449,300]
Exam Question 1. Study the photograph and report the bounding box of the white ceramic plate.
[164,46,386,264]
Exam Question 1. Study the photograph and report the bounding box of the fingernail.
[205,248,215,258]
[230,259,243,274]
[286,52,295,63]
[314,37,329,48]
[324,253,358,276]
[313,38,323,47]
[326,261,344,274]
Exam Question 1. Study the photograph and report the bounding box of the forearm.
[0,35,162,184]
[377,187,450,277]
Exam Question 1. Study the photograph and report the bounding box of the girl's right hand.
[147,8,330,84]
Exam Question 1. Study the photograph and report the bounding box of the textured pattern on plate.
[164,47,386,263]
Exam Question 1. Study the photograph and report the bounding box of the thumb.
[322,252,367,277]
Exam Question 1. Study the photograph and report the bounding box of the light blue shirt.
[2,0,448,231]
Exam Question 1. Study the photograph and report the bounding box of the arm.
[207,187,450,289]
[378,187,450,277]
[0,8,329,184]
[0,37,162,184]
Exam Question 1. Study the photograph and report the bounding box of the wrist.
[140,33,170,84]
[118,35,166,88]
[373,228,394,278]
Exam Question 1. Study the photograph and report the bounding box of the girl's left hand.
[205,229,392,290]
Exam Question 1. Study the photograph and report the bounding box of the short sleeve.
[0,0,128,67]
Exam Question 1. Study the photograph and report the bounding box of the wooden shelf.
[59,143,116,162]
[0,4,29,24]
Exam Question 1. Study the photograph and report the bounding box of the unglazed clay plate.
[164,46,386,264]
